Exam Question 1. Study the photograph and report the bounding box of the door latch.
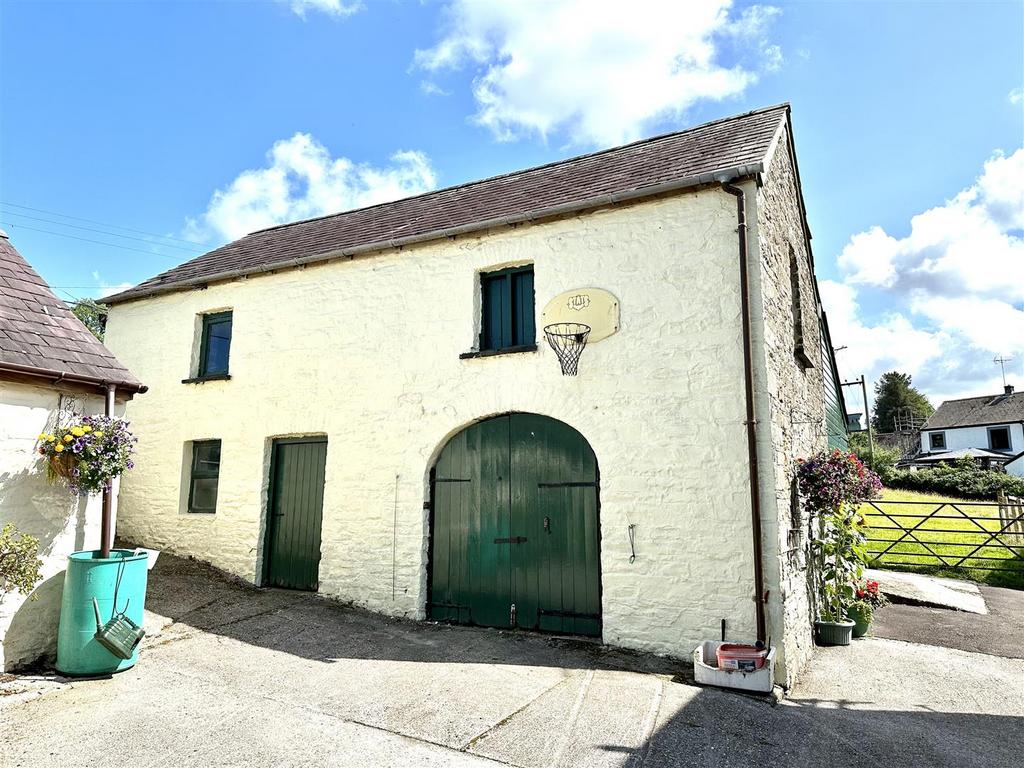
[543,516,551,533]
[510,602,517,627]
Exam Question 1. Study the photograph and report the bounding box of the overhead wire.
[1,209,204,252]
[1,221,188,259]
[0,201,205,248]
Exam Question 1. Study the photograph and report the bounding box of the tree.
[71,298,108,341]
[872,371,934,433]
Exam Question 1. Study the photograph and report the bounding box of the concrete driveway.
[3,555,1021,767]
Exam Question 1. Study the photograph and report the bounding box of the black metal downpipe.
[722,181,768,644]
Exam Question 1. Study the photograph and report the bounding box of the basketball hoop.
[544,322,591,376]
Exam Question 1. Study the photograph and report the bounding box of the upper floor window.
[480,265,535,352]
[187,440,221,514]
[929,431,946,451]
[988,426,1012,452]
[199,311,232,378]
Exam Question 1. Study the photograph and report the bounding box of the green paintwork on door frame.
[426,413,602,637]
[262,436,328,591]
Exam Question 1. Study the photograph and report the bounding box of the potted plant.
[797,449,881,647]
[847,579,888,638]
[36,415,148,676]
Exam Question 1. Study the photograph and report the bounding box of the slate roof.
[923,391,1024,429]
[0,233,144,391]
[105,103,790,304]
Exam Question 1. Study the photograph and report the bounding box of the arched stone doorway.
[427,413,601,637]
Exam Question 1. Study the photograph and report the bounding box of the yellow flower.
[38,433,47,440]
[54,443,64,453]
[71,427,84,437]
[94,431,104,438]
[82,426,92,433]
[48,434,57,442]
[63,435,73,443]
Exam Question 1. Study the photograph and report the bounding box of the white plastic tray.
[692,641,776,693]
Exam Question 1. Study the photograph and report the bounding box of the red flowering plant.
[797,450,882,623]
[855,579,888,610]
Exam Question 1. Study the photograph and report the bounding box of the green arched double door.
[428,413,601,637]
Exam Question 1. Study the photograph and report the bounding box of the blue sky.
[1,0,1022,408]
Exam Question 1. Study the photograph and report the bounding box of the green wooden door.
[265,437,328,591]
[429,414,600,636]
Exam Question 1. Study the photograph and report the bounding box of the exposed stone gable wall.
[104,191,761,660]
[749,125,826,686]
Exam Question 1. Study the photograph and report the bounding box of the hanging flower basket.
[37,416,136,495]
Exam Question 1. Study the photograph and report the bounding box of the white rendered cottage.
[103,105,847,686]
[918,386,1024,472]
[0,233,145,670]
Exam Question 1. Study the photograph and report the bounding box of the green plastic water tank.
[56,549,149,676]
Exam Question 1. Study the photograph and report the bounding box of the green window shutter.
[512,269,535,347]
[480,266,534,351]
[199,311,233,377]
[481,274,510,350]
[187,440,221,513]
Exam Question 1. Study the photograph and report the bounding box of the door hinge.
[510,602,517,627]
[493,536,528,544]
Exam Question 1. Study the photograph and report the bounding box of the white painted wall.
[0,380,121,670]
[920,424,1024,455]
[105,191,763,659]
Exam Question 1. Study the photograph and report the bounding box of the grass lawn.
[859,488,1024,590]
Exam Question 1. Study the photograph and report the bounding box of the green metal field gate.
[428,413,601,636]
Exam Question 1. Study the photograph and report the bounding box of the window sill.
[185,510,217,515]
[794,346,815,370]
[460,344,537,360]
[182,373,231,384]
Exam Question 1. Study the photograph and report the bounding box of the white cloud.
[286,0,361,19]
[186,133,437,242]
[826,148,1024,402]
[414,0,782,146]
[420,81,451,97]
[821,280,946,379]
[1010,87,1023,105]
[91,271,133,299]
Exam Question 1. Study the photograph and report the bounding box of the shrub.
[887,457,1024,500]
[848,432,901,483]
[0,524,44,600]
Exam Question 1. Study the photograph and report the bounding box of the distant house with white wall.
[918,386,1024,470]
[102,104,847,686]
[0,232,145,670]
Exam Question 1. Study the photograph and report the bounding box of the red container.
[716,643,768,672]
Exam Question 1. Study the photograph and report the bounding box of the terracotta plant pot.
[815,619,855,646]
[846,604,872,638]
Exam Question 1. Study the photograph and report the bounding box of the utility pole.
[841,375,874,466]
[860,375,875,467]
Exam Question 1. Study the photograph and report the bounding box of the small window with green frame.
[198,311,233,378]
[187,440,221,514]
[480,265,535,352]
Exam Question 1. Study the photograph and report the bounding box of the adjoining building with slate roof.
[0,231,144,671]
[103,103,847,686]
[918,385,1024,473]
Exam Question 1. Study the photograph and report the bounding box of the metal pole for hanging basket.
[100,383,116,558]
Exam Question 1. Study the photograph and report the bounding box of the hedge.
[884,457,1024,500]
